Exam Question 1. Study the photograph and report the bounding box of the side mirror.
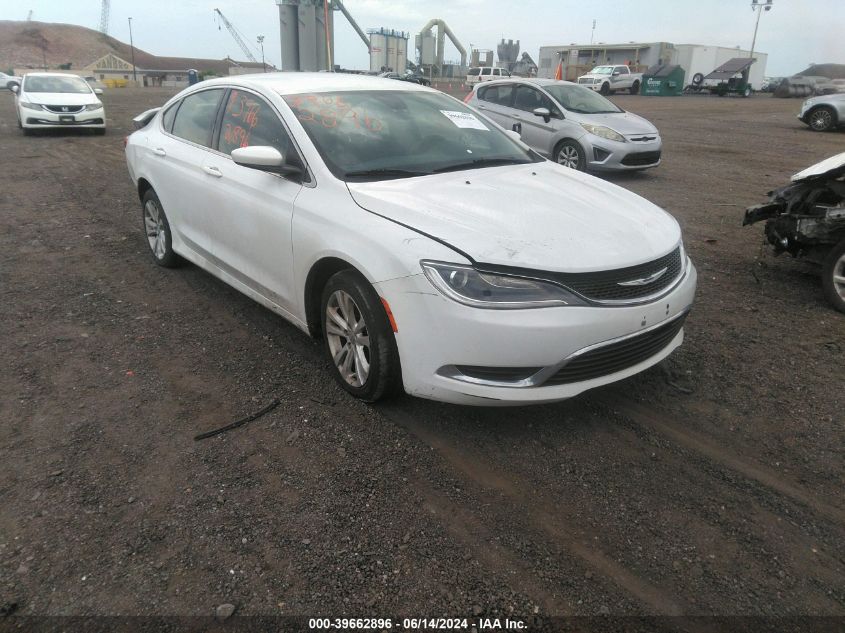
[231,146,301,176]
[9,83,20,94]
[612,71,621,76]
[504,129,522,142]
[94,88,103,95]
[532,107,551,123]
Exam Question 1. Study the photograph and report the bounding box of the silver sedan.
[467,78,662,172]
[798,92,845,132]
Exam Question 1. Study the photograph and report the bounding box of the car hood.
[23,92,98,105]
[347,161,681,273]
[579,111,657,135]
[791,151,845,182]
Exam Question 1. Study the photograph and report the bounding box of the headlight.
[19,101,42,111]
[84,102,103,111]
[580,123,626,142]
[421,261,586,309]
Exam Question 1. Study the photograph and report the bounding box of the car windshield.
[591,66,614,75]
[283,90,538,181]
[24,75,92,94]
[543,84,623,114]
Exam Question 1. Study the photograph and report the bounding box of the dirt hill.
[0,20,152,73]
[794,63,845,80]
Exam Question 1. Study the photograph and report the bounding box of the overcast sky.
[2,0,843,76]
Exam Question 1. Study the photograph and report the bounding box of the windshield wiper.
[432,157,530,174]
[343,168,431,180]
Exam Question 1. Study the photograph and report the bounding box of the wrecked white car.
[744,152,845,313]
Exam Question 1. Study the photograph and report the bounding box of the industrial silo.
[369,28,409,72]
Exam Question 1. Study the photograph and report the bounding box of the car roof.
[197,72,430,96]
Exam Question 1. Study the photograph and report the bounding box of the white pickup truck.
[577,65,642,95]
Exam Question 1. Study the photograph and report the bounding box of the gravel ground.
[0,86,843,623]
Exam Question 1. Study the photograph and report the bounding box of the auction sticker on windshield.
[440,110,489,130]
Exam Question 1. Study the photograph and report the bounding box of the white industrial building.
[538,41,767,89]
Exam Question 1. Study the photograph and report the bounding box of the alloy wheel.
[833,253,845,302]
[810,109,832,131]
[557,145,581,169]
[325,290,371,388]
[143,199,167,260]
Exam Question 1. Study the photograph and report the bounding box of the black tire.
[630,81,640,95]
[821,238,845,313]
[692,73,704,85]
[320,270,402,402]
[93,128,107,136]
[141,189,180,268]
[808,106,836,132]
[599,82,610,96]
[554,139,587,171]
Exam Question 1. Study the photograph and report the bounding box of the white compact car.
[124,74,696,405]
[12,72,106,135]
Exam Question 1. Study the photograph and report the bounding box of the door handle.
[202,165,223,178]
[512,114,522,120]
[153,148,166,157]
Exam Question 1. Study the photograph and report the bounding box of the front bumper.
[376,259,697,405]
[21,106,106,128]
[583,135,662,172]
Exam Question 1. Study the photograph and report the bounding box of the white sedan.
[12,72,106,135]
[124,73,697,405]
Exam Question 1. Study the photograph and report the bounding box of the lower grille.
[455,365,542,383]
[544,313,687,385]
[621,151,661,166]
[43,105,84,113]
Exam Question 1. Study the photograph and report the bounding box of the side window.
[479,83,514,107]
[170,89,224,147]
[218,89,293,159]
[161,102,178,133]
[513,85,553,113]
[482,68,491,76]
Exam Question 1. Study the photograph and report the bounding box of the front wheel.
[600,82,610,96]
[555,140,586,171]
[321,270,402,402]
[821,239,845,313]
[808,106,836,132]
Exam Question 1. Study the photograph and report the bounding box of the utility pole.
[257,35,266,72]
[128,17,137,83]
[749,0,773,60]
[590,19,596,45]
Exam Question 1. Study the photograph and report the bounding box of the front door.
[201,88,304,313]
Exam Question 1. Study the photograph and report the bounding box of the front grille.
[548,247,683,303]
[578,78,594,84]
[43,105,84,113]
[621,151,661,166]
[544,313,687,385]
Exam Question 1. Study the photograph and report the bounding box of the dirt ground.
[0,86,843,625]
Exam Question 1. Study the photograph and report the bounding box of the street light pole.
[257,35,266,72]
[128,17,137,83]
[749,0,773,61]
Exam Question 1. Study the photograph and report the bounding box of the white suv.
[466,66,511,85]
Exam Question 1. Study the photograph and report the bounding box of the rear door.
[200,88,305,312]
[145,87,226,260]
[473,83,516,130]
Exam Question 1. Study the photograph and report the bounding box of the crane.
[213,8,258,63]
[99,0,110,34]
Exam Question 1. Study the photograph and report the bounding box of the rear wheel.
[808,106,836,132]
[141,189,180,268]
[630,81,640,94]
[321,270,402,402]
[821,238,845,313]
[555,140,586,171]
[743,85,752,97]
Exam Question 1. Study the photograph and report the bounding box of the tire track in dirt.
[599,396,845,527]
[381,403,690,617]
